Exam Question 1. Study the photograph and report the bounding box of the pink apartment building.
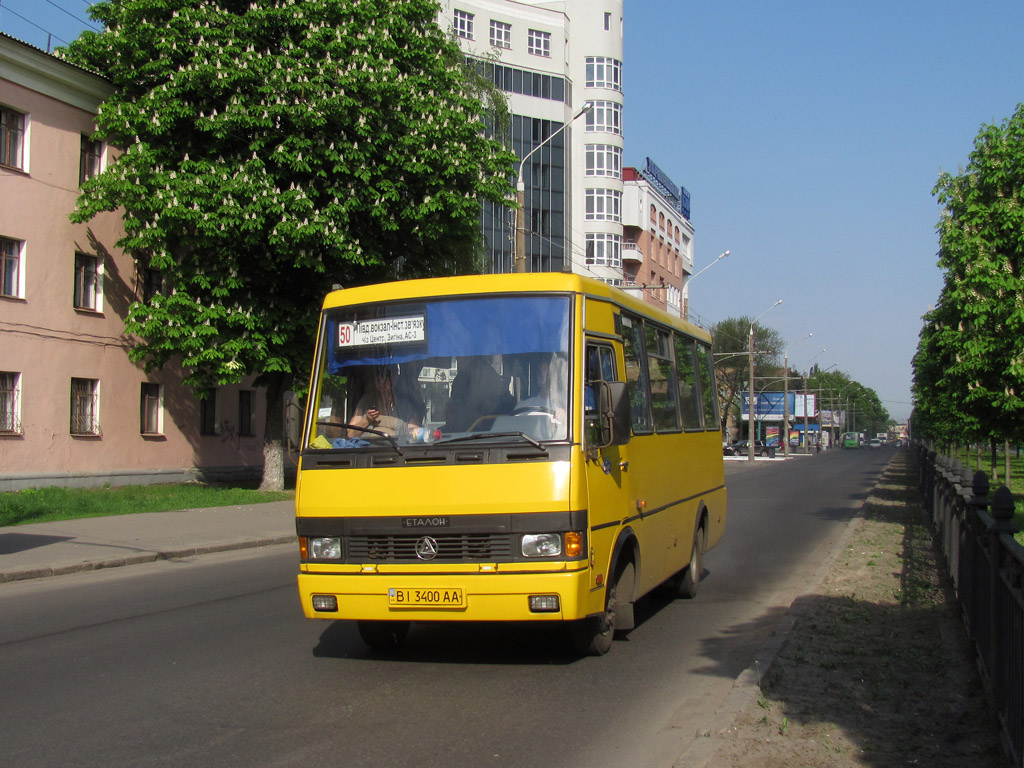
[0,34,270,491]
[622,164,693,318]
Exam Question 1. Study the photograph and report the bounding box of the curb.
[0,535,296,584]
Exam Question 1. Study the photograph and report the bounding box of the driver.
[348,364,424,437]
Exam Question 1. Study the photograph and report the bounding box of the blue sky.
[623,1,1024,420]
[5,1,1023,420]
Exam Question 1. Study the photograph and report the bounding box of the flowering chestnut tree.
[919,103,1024,467]
[63,0,516,489]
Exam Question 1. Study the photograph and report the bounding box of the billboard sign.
[743,392,818,421]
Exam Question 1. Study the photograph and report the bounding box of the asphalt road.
[0,447,893,768]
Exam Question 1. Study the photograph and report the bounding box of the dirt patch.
[707,452,1004,767]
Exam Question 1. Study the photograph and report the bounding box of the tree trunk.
[990,436,999,483]
[1005,439,1011,486]
[259,372,291,492]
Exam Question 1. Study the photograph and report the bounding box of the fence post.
[925,449,937,511]
[959,470,989,633]
[988,485,1020,765]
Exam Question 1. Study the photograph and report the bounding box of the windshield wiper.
[314,421,404,455]
[435,432,545,451]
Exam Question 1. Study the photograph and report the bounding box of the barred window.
[585,189,622,222]
[585,57,622,91]
[80,135,101,185]
[199,388,218,435]
[585,101,622,135]
[489,20,511,49]
[454,9,474,39]
[141,382,162,435]
[71,378,100,435]
[1,106,25,169]
[585,144,622,178]
[74,252,101,311]
[2,237,22,298]
[239,389,255,437]
[0,371,21,434]
[527,29,550,57]
[585,232,622,268]
[142,267,163,303]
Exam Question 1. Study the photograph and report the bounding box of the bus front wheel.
[357,620,410,650]
[569,562,632,656]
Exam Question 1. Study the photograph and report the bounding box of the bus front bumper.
[297,568,597,622]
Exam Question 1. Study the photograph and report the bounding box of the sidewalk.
[0,501,296,583]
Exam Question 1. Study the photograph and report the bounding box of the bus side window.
[674,333,703,430]
[646,324,680,432]
[621,315,651,434]
[695,343,719,431]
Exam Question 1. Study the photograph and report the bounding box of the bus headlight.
[522,533,562,557]
[309,537,341,560]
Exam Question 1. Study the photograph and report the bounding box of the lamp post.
[683,250,730,320]
[748,299,783,461]
[514,102,592,273]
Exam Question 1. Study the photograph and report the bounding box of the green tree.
[805,369,889,442]
[926,103,1024,460]
[911,295,980,450]
[711,317,784,437]
[62,0,516,489]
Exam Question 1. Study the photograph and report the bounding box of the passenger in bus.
[348,364,424,437]
[445,356,513,432]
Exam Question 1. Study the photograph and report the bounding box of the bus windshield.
[307,294,572,449]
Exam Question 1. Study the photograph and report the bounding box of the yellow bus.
[295,273,726,655]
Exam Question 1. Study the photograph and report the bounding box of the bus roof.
[321,273,712,342]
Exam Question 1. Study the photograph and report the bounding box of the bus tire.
[568,562,631,656]
[662,524,704,600]
[677,525,705,599]
[357,620,410,650]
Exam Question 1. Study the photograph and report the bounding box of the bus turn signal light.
[565,531,583,558]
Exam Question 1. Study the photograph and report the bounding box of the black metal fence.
[915,445,1023,766]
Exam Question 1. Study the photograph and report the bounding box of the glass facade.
[481,114,570,275]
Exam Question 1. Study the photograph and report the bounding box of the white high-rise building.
[439,1,692,316]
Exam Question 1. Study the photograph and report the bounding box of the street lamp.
[683,250,729,319]
[748,299,783,461]
[514,102,592,273]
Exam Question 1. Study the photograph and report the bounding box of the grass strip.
[0,484,293,527]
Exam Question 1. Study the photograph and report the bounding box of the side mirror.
[586,381,631,449]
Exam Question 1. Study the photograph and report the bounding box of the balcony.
[622,241,643,263]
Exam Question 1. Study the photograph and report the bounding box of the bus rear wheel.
[662,525,704,600]
[357,620,410,650]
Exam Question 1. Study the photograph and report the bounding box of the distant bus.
[842,432,859,449]
[295,273,727,655]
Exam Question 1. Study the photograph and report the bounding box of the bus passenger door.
[583,341,632,598]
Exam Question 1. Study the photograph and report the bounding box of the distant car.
[869,438,882,448]
[724,440,772,457]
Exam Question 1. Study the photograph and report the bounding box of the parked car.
[724,440,773,457]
